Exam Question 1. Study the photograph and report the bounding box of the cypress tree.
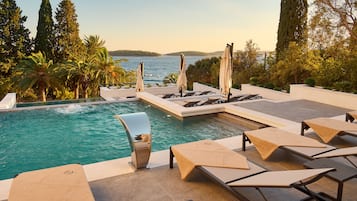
[0,0,32,62]
[276,0,308,61]
[54,0,84,62]
[34,0,54,60]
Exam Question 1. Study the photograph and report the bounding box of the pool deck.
[1,84,356,200]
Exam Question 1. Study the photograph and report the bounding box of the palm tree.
[15,52,58,102]
[84,35,105,56]
[58,59,97,99]
[95,48,127,86]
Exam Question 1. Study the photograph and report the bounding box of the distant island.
[165,51,223,57]
[109,50,161,56]
[108,50,225,57]
[166,51,208,56]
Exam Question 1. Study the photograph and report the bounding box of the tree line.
[1,0,356,102]
[186,0,357,93]
[0,0,135,102]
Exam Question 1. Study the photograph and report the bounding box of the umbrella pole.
[228,88,231,102]
[228,43,234,102]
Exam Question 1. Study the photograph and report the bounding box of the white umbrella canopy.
[136,62,144,92]
[177,53,187,97]
[219,44,233,101]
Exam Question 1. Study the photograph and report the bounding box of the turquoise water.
[0,101,246,180]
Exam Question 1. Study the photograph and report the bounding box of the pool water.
[0,101,247,180]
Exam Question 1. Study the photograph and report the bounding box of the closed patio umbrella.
[219,43,233,102]
[136,62,144,92]
[177,53,187,97]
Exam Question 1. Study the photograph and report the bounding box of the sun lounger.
[243,127,331,160]
[197,98,220,106]
[243,127,357,162]
[229,94,261,102]
[8,164,95,201]
[162,93,176,99]
[228,94,245,101]
[183,100,201,107]
[169,140,334,201]
[183,91,196,97]
[198,90,212,95]
[346,111,357,122]
[115,112,151,169]
[242,127,357,201]
[301,118,357,143]
[237,94,260,101]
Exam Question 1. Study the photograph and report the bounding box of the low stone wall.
[100,86,178,101]
[290,84,357,110]
[193,82,220,93]
[0,93,16,109]
[192,82,244,96]
[241,84,292,101]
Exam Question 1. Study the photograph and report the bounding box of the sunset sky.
[17,0,281,54]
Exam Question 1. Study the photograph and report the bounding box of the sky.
[16,0,281,54]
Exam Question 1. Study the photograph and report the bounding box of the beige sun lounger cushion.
[228,168,334,187]
[245,127,326,160]
[304,118,357,143]
[171,139,249,180]
[9,164,95,201]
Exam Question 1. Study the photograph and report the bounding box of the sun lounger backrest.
[200,161,266,184]
[282,145,336,158]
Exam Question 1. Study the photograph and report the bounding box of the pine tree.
[0,0,32,62]
[54,0,84,62]
[34,0,54,60]
[276,0,308,61]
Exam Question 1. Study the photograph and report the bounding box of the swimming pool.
[0,101,248,180]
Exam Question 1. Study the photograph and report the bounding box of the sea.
[113,56,205,84]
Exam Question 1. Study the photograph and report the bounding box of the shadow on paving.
[238,99,351,122]
[90,164,314,201]
[90,165,238,201]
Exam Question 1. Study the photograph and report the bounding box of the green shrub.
[304,77,315,87]
[232,83,241,89]
[264,83,275,89]
[333,81,353,92]
[273,87,282,91]
[249,77,259,85]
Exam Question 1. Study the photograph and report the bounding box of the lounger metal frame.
[345,112,355,122]
[169,147,332,201]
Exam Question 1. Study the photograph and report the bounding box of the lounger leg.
[345,113,354,123]
[255,188,268,201]
[169,147,174,169]
[301,122,309,136]
[336,182,343,201]
[242,132,250,151]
